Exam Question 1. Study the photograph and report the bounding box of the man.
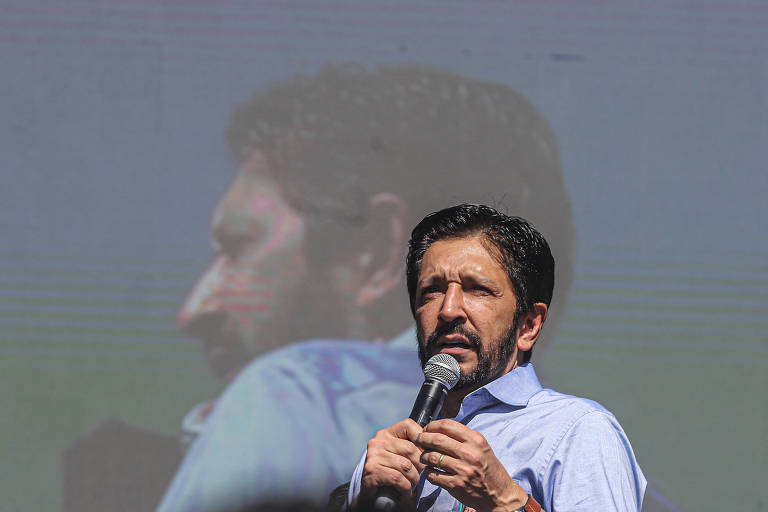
[347,204,646,512]
[175,64,573,384]
[157,65,576,511]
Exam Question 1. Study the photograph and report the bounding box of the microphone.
[372,354,461,512]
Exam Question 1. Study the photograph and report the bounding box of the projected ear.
[355,193,408,308]
[516,303,548,352]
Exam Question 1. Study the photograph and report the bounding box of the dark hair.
[406,204,554,361]
[227,64,574,349]
[227,64,568,227]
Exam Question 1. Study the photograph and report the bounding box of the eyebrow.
[417,271,500,288]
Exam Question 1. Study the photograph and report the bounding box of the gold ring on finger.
[436,453,445,471]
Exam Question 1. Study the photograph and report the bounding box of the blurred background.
[1,1,766,511]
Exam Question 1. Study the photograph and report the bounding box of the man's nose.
[438,283,467,323]
[177,257,228,336]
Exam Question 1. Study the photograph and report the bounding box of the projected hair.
[226,64,574,348]
[226,64,569,231]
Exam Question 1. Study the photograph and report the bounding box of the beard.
[203,272,349,381]
[417,319,518,391]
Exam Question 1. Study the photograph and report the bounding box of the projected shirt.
[157,330,423,511]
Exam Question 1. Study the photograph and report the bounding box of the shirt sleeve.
[541,410,647,512]
[345,451,368,509]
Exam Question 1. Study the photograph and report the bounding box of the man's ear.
[516,303,549,352]
[355,193,409,308]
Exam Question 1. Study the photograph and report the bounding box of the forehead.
[208,161,310,255]
[418,236,508,282]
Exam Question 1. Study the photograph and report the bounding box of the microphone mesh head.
[423,354,461,389]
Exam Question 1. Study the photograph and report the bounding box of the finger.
[368,435,424,472]
[364,448,423,489]
[386,453,423,487]
[370,435,421,457]
[362,463,417,495]
[369,448,421,475]
[419,450,457,475]
[423,418,478,442]
[413,431,463,458]
[388,418,424,442]
[365,452,423,484]
[422,466,459,490]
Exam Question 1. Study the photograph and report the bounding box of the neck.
[441,389,469,419]
[440,356,523,419]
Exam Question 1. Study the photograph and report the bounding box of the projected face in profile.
[178,65,576,382]
[177,151,314,380]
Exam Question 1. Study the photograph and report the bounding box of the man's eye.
[421,286,442,296]
[470,285,492,294]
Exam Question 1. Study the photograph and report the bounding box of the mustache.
[425,321,482,351]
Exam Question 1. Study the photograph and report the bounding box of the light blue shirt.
[157,330,422,511]
[346,363,646,512]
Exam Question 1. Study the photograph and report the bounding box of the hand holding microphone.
[357,354,460,512]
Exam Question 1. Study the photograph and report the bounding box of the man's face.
[178,151,317,381]
[414,236,519,390]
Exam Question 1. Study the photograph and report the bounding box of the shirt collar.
[483,363,542,406]
[386,329,543,409]
[455,363,542,420]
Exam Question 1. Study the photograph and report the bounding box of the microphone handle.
[372,378,449,511]
[372,488,401,512]
[409,378,449,427]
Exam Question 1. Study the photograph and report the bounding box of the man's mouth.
[437,334,472,348]
[419,322,483,365]
[431,331,480,357]
[436,343,473,356]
